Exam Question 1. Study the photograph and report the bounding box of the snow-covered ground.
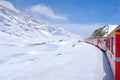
[0,40,114,80]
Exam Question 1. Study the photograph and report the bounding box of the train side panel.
[115,31,120,80]
[106,36,116,76]
[106,29,120,80]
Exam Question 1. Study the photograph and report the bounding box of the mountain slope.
[0,0,51,38]
[91,25,118,38]
[0,0,80,43]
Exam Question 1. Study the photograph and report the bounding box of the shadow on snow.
[102,51,114,80]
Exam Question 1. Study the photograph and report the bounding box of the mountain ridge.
[0,0,80,43]
[91,25,118,38]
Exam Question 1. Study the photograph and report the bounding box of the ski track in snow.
[0,41,113,80]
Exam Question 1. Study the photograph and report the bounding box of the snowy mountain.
[103,25,118,37]
[0,0,80,43]
[0,0,49,42]
[91,24,118,38]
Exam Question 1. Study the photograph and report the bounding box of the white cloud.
[27,4,67,20]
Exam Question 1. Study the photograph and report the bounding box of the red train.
[85,26,120,80]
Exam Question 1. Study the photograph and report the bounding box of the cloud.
[61,23,104,38]
[27,4,67,20]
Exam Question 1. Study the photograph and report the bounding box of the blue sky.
[7,0,120,37]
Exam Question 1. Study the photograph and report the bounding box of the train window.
[106,38,108,49]
[113,36,115,45]
[111,37,113,53]
[111,37,115,55]
[106,38,110,50]
[108,38,110,50]
[113,37,115,54]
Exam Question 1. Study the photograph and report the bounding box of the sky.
[7,0,120,37]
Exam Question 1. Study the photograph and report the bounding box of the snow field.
[0,40,113,80]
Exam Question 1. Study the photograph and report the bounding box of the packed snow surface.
[0,40,113,80]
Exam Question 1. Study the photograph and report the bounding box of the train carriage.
[85,26,120,80]
[98,26,120,80]
[106,27,120,80]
